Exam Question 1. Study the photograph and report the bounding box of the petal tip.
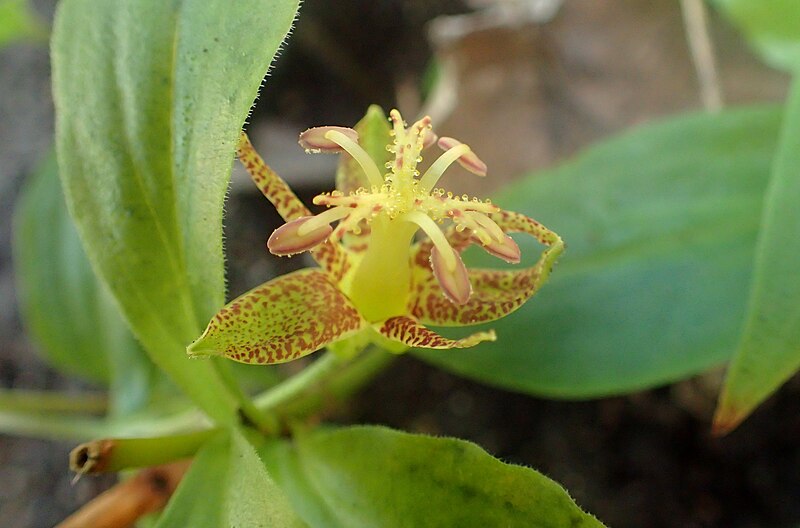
[186,337,220,359]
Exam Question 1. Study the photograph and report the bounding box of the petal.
[430,246,472,305]
[237,132,351,280]
[237,132,311,221]
[408,209,564,326]
[188,269,367,364]
[267,216,333,256]
[298,126,359,153]
[375,316,496,350]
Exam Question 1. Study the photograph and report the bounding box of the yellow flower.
[188,107,563,364]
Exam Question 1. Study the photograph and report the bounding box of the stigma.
[267,110,521,306]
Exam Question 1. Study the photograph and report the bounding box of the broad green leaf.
[260,425,604,527]
[416,106,781,398]
[712,0,800,71]
[714,80,800,433]
[0,0,47,48]
[13,154,154,415]
[51,0,300,423]
[14,154,110,382]
[156,429,304,528]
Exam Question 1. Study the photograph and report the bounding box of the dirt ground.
[2,1,798,526]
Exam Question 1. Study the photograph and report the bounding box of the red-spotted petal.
[188,269,366,364]
[437,137,487,176]
[267,216,333,256]
[376,316,495,350]
[237,132,350,280]
[238,132,311,221]
[299,126,359,153]
[409,209,564,326]
[430,246,472,305]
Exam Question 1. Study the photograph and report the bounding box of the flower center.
[269,109,521,317]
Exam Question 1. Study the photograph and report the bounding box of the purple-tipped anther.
[298,126,359,153]
[437,137,487,177]
[267,217,333,256]
[430,246,472,305]
[476,234,521,264]
[422,129,439,150]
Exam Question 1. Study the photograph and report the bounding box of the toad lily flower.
[188,107,563,364]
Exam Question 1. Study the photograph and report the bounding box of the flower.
[188,106,563,364]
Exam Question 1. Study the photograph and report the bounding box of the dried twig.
[680,0,724,111]
[57,460,191,528]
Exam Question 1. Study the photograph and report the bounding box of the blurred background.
[1,0,798,526]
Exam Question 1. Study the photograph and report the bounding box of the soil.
[1,1,798,527]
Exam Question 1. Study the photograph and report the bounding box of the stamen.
[437,137,488,177]
[466,211,506,243]
[418,142,472,192]
[298,126,358,152]
[267,216,332,256]
[297,206,352,236]
[389,109,406,141]
[430,246,472,305]
[422,129,438,150]
[323,130,384,189]
[405,211,457,271]
[476,234,521,264]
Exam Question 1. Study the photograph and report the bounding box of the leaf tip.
[711,403,746,437]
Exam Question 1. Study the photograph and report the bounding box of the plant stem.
[275,347,395,419]
[680,0,723,112]
[211,359,276,433]
[0,412,116,441]
[253,351,346,411]
[0,388,107,414]
[70,347,395,474]
[70,430,214,475]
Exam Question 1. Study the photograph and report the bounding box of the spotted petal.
[188,269,366,364]
[376,316,496,350]
[408,209,564,326]
[237,132,351,281]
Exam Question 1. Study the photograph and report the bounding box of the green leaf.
[416,106,781,398]
[259,425,604,527]
[712,0,800,71]
[156,429,304,528]
[0,0,47,48]
[14,155,110,382]
[714,80,800,433]
[51,0,300,423]
[14,154,154,414]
